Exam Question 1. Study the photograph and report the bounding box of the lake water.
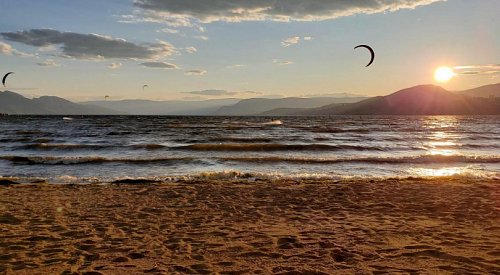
[1,115,499,183]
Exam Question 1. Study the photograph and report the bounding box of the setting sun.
[434,66,455,82]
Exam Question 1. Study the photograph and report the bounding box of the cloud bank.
[185,89,262,96]
[133,0,445,23]
[1,29,175,60]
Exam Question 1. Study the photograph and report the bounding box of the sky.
[0,0,498,101]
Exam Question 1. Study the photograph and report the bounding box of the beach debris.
[112,178,161,184]
[2,72,14,87]
[354,45,375,67]
[0,179,20,186]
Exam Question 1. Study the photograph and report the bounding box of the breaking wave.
[221,155,500,164]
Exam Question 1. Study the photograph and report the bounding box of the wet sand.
[1,177,499,274]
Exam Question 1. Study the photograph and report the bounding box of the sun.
[434,66,455,82]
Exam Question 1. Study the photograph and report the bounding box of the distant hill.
[292,85,500,115]
[456,83,500,98]
[0,91,118,115]
[82,98,240,115]
[213,97,367,116]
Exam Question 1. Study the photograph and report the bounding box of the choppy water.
[1,115,499,183]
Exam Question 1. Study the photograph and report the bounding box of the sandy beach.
[1,177,499,274]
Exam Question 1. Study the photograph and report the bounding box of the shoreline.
[2,171,500,186]
[1,178,499,274]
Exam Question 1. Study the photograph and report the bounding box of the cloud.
[273,59,293,65]
[184,89,263,97]
[134,0,444,23]
[184,46,197,54]
[107,62,123,69]
[226,64,246,69]
[453,64,500,76]
[1,29,176,60]
[281,36,313,47]
[193,35,209,40]
[0,41,34,57]
[118,14,194,27]
[281,36,300,47]
[185,69,207,76]
[36,59,60,67]
[141,61,179,69]
[157,28,179,34]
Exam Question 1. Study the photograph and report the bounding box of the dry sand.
[1,177,499,274]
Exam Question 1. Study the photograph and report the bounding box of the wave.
[17,143,169,151]
[20,143,111,150]
[221,155,500,164]
[130,144,166,150]
[208,137,274,143]
[174,143,387,151]
[293,126,371,133]
[5,154,497,166]
[262,120,283,125]
[6,170,498,185]
[0,156,198,165]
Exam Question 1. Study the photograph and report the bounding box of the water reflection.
[423,117,459,157]
[409,167,466,177]
[415,117,466,176]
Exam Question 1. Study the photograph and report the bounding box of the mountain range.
[212,96,367,116]
[281,84,500,116]
[0,91,117,115]
[0,83,499,115]
[81,98,241,115]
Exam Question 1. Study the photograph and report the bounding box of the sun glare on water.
[434,66,455,82]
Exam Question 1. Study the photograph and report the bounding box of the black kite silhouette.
[2,72,14,87]
[354,45,375,67]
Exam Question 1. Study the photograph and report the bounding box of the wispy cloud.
[184,46,197,54]
[36,59,60,67]
[453,64,500,76]
[193,35,209,40]
[185,89,234,96]
[281,36,313,47]
[226,64,246,69]
[107,62,122,69]
[0,41,34,57]
[1,29,176,60]
[281,36,300,47]
[141,61,179,69]
[157,28,179,34]
[118,14,194,28]
[133,0,444,23]
[273,59,293,65]
[185,69,207,76]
